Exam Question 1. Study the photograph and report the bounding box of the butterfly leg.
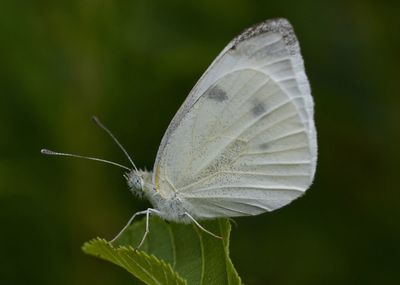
[110,208,160,244]
[184,212,222,239]
[136,208,162,250]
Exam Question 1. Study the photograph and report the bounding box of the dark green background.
[1,0,399,284]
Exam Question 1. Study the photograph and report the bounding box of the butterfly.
[42,18,317,248]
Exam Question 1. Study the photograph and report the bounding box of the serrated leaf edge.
[82,238,188,285]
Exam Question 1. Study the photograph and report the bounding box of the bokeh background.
[1,0,399,284]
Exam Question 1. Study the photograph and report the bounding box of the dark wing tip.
[231,18,299,55]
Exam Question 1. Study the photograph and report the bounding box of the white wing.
[152,18,317,218]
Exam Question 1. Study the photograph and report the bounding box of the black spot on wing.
[259,142,270,150]
[251,102,266,116]
[207,86,228,102]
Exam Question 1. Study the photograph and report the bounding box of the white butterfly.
[42,18,317,248]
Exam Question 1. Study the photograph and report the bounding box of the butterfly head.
[125,170,145,197]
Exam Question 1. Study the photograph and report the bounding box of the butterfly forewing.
[152,18,317,218]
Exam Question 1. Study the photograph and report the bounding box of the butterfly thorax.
[126,169,191,223]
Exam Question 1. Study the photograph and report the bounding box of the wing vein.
[243,145,309,156]
[204,200,252,215]
[247,128,307,146]
[185,185,304,194]
[243,160,312,166]
[178,170,309,192]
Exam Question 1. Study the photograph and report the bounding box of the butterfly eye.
[132,176,142,189]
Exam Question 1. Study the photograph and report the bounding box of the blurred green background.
[1,0,399,284]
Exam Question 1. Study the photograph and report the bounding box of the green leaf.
[82,217,242,285]
[82,238,187,285]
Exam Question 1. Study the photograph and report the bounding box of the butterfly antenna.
[41,149,131,171]
[92,116,138,171]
